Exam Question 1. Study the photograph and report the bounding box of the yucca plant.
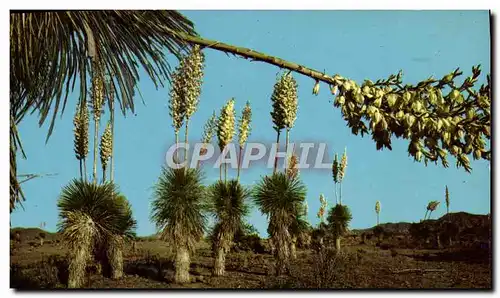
[253,172,306,275]
[237,101,252,180]
[270,73,297,173]
[289,201,310,260]
[445,186,450,214]
[208,180,250,276]
[375,200,381,226]
[90,58,106,184]
[217,98,236,181]
[151,167,206,283]
[100,122,113,182]
[57,179,136,288]
[73,99,89,181]
[327,204,352,253]
[424,201,440,220]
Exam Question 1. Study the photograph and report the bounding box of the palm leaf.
[10,11,196,141]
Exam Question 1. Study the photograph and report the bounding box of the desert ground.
[10,212,491,290]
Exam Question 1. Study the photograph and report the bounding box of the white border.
[3,2,498,297]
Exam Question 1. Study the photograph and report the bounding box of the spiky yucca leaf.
[238,101,252,147]
[151,167,206,253]
[100,122,113,176]
[73,100,89,161]
[327,204,352,238]
[217,98,236,152]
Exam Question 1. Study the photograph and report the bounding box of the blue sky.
[11,10,491,237]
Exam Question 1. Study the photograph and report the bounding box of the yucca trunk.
[275,228,290,276]
[289,236,297,260]
[68,238,92,288]
[436,233,442,249]
[40,237,44,246]
[174,246,191,283]
[335,236,341,253]
[273,130,281,173]
[213,245,228,276]
[107,235,123,279]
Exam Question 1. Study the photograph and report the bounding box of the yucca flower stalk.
[168,71,185,164]
[283,74,298,168]
[217,98,236,182]
[100,122,113,182]
[338,148,348,205]
[286,154,299,180]
[106,79,115,182]
[445,186,450,214]
[332,153,339,205]
[73,99,89,181]
[90,58,105,185]
[237,101,252,180]
[375,200,381,226]
[270,73,295,173]
[317,194,327,223]
[424,200,440,220]
[198,111,217,169]
[179,45,205,164]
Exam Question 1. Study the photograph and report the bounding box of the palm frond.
[150,167,206,252]
[10,11,197,141]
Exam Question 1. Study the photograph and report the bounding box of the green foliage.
[326,204,353,238]
[150,167,206,252]
[253,172,307,230]
[57,179,137,245]
[10,11,196,141]
[209,179,251,240]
